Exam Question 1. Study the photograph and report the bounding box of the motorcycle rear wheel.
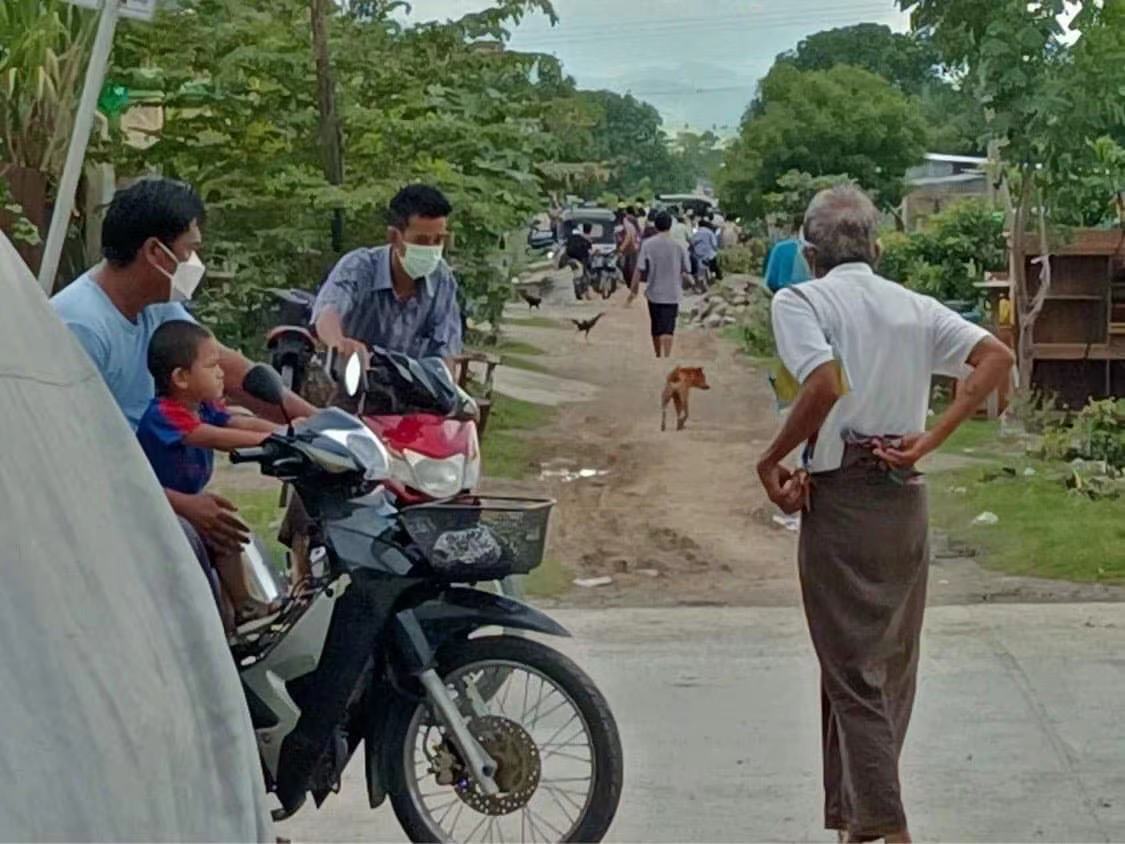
[386,636,623,843]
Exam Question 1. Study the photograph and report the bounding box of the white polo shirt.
[771,262,989,474]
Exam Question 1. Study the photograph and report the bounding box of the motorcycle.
[267,288,318,393]
[231,356,623,842]
[587,249,619,300]
[323,348,525,603]
[692,256,713,295]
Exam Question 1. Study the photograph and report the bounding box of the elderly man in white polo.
[756,185,1014,843]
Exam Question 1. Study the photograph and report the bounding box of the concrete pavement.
[279,604,1125,842]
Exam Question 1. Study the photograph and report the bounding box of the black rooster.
[572,312,605,341]
[520,290,542,310]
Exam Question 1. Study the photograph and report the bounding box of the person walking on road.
[615,208,641,294]
[756,185,1015,844]
[628,210,692,358]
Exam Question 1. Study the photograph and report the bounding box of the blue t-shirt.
[136,398,230,494]
[764,238,812,293]
[51,272,194,430]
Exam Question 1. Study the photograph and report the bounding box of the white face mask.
[157,241,206,301]
[399,243,443,279]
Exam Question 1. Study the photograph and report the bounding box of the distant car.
[654,193,721,221]
[527,226,556,251]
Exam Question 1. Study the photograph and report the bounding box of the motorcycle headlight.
[323,427,390,480]
[405,451,465,499]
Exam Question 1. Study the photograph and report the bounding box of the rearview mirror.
[344,353,364,397]
[242,364,286,407]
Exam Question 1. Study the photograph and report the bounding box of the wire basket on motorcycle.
[399,496,554,580]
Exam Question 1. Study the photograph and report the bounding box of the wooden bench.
[452,352,501,436]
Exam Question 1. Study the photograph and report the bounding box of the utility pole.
[310,0,345,254]
[38,0,121,293]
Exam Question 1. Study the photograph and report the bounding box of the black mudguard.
[364,587,570,807]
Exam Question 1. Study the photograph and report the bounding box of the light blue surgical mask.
[400,243,443,279]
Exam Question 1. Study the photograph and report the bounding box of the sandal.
[235,598,284,628]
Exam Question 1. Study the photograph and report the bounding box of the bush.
[725,285,775,357]
[1075,399,1125,469]
[877,199,1006,301]
[720,238,768,275]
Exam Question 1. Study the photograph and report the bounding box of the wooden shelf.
[1033,343,1121,360]
[1043,294,1105,301]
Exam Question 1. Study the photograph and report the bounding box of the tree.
[763,170,853,228]
[900,0,1125,388]
[671,130,723,190]
[576,90,692,197]
[0,0,96,175]
[773,22,985,155]
[780,23,940,95]
[105,0,563,346]
[717,64,928,220]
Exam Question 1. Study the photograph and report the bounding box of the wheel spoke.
[538,713,581,753]
[465,811,489,842]
[528,806,566,839]
[540,748,592,765]
[529,694,569,731]
[544,783,585,813]
[437,795,460,826]
[542,783,579,825]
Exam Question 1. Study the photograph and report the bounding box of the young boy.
[137,320,278,631]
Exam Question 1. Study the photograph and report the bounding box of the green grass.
[493,338,545,357]
[221,486,289,571]
[929,459,1125,582]
[502,355,552,374]
[933,417,1012,458]
[506,316,566,330]
[482,392,553,480]
[522,557,573,598]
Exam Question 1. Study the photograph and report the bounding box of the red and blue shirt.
[136,398,230,494]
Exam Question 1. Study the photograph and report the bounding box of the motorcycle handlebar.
[230,447,267,465]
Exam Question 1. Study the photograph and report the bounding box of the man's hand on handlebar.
[333,338,370,369]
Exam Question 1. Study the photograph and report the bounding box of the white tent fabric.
[0,233,271,841]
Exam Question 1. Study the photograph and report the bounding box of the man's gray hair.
[802,185,880,271]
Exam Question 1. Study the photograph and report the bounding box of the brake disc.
[451,715,541,816]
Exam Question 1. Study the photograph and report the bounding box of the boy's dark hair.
[102,179,205,267]
[581,222,593,234]
[148,320,214,395]
[624,205,636,216]
[653,210,673,232]
[388,184,453,230]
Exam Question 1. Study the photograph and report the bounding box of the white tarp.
[0,233,271,841]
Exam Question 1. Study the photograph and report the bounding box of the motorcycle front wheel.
[386,636,623,843]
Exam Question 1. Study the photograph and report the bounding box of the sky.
[404,0,912,135]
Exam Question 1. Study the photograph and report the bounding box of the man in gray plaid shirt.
[313,184,463,371]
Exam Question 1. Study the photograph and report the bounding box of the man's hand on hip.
[174,491,249,553]
[873,432,935,469]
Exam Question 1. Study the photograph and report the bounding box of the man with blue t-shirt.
[52,178,314,574]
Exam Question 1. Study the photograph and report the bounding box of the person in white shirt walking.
[756,185,1014,844]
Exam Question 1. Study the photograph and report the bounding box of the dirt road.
[495,285,804,607]
[494,283,1125,608]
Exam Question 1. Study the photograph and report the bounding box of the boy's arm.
[183,424,271,451]
[227,414,280,434]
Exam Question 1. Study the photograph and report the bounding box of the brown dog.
[661,366,710,431]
